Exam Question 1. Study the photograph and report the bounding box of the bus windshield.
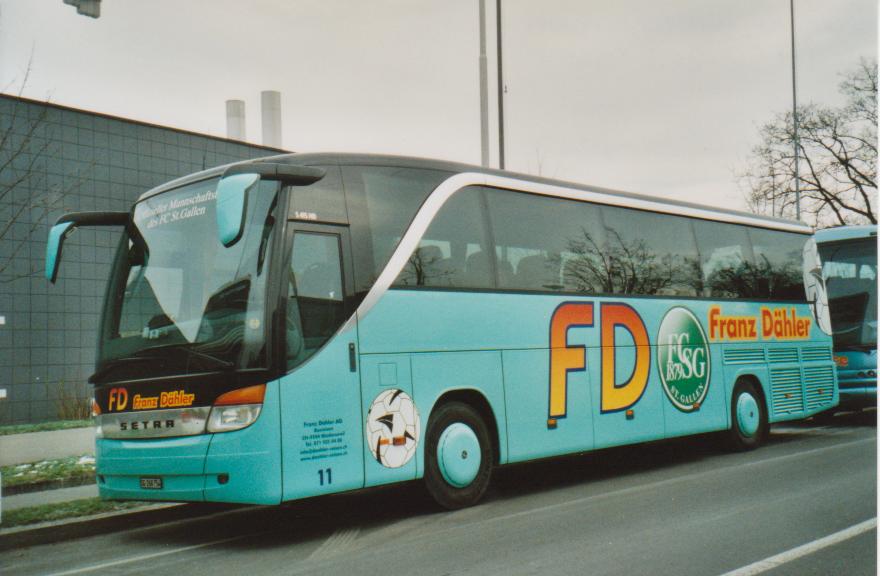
[96,177,279,381]
[819,237,877,349]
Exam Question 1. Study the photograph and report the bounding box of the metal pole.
[479,0,490,167]
[790,0,801,220]
[496,0,505,170]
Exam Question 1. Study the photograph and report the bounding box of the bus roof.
[814,224,877,244]
[137,152,811,233]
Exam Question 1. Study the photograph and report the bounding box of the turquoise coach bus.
[46,154,836,509]
[815,225,877,411]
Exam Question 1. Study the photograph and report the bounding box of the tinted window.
[693,220,760,299]
[485,188,605,293]
[394,187,492,288]
[343,166,451,294]
[819,237,878,347]
[287,232,345,369]
[749,228,807,300]
[289,165,347,223]
[601,206,702,296]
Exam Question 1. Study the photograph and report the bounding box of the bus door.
[278,222,364,500]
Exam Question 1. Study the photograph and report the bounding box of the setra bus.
[815,225,877,412]
[46,154,836,509]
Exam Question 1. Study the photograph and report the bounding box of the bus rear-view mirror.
[216,163,326,248]
[45,221,75,283]
[216,173,260,248]
[45,211,129,283]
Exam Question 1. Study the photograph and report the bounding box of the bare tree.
[741,58,877,227]
[397,246,454,286]
[0,64,88,282]
[561,228,704,296]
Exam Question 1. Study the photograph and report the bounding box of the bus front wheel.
[424,402,493,509]
[727,380,768,451]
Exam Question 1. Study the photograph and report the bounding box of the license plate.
[140,477,163,490]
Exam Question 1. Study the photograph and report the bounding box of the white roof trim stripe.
[355,172,812,320]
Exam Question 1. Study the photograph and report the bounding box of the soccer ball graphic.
[366,389,420,468]
[803,238,832,335]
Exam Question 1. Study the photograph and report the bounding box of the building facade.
[0,94,283,424]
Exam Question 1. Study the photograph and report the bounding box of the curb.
[3,475,96,496]
[0,501,243,551]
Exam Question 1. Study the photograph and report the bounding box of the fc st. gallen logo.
[657,307,711,412]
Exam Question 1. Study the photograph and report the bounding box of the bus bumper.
[838,381,877,410]
[96,434,212,501]
[96,380,282,505]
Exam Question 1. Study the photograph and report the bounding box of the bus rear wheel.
[424,402,493,510]
[727,380,768,451]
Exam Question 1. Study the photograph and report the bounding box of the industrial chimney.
[261,90,282,148]
[226,100,246,141]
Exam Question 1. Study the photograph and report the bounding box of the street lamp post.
[479,0,490,167]
[790,0,801,220]
[496,0,506,170]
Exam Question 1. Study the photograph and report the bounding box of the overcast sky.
[0,0,875,211]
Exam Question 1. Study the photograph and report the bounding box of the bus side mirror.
[45,222,75,283]
[45,211,130,283]
[216,163,325,248]
[216,173,260,248]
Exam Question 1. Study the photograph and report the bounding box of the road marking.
[718,517,877,576]
[307,527,360,561]
[42,533,264,576]
[33,432,876,576]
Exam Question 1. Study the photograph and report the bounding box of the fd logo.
[657,307,711,412]
[366,389,420,468]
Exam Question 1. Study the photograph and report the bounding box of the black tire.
[424,402,493,510]
[727,380,769,451]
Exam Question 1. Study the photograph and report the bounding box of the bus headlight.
[206,384,266,433]
[207,404,262,432]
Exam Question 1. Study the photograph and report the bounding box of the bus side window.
[600,206,701,297]
[748,228,807,301]
[395,188,493,289]
[484,187,604,294]
[693,220,758,299]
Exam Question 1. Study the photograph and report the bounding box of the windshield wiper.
[136,343,235,370]
[838,343,878,353]
[89,355,164,383]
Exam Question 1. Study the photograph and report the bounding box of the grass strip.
[0,420,92,436]
[1,497,147,528]
[2,455,96,490]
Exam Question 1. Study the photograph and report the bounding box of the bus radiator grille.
[800,346,833,363]
[722,348,765,365]
[803,366,835,410]
[767,347,799,364]
[770,367,804,415]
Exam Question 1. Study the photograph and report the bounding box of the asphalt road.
[3,410,875,576]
